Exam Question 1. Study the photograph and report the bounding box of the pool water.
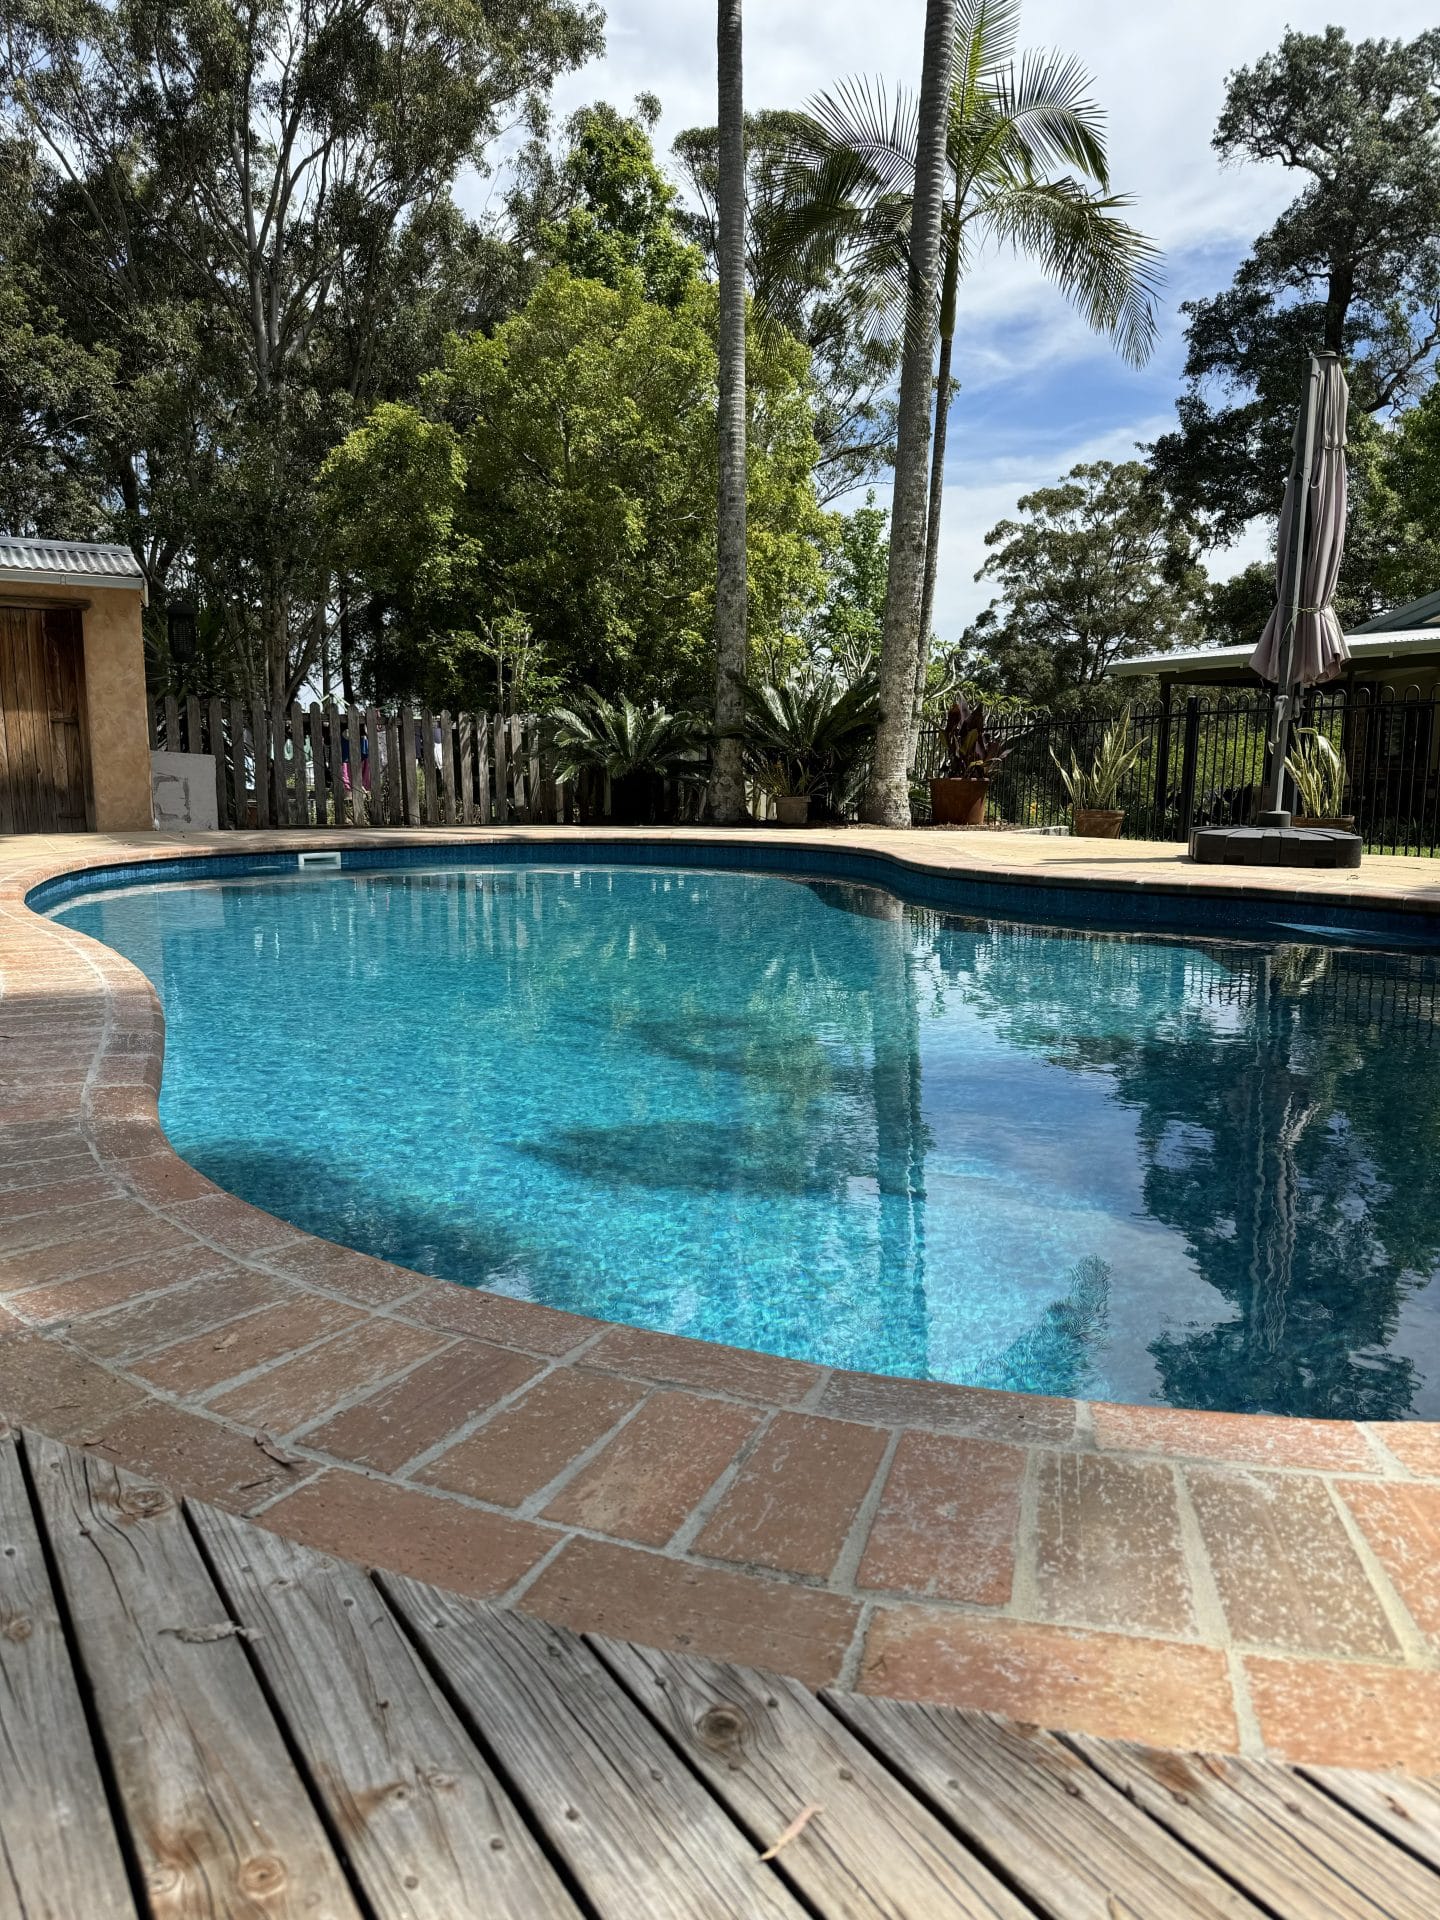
[57,863,1440,1419]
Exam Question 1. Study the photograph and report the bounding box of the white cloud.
[477,0,1437,635]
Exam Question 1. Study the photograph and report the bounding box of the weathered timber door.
[0,606,92,833]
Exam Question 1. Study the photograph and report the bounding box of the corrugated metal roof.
[1110,630,1440,678]
[0,535,147,599]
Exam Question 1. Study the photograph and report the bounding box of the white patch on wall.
[151,751,219,832]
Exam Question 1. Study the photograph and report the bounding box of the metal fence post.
[1177,696,1202,845]
[1151,679,1174,838]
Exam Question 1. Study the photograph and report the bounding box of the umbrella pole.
[1260,355,1322,824]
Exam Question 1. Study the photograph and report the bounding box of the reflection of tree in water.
[995,1255,1111,1397]
[934,916,1440,1418]
[451,867,932,1351]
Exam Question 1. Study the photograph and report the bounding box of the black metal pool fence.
[915,685,1440,856]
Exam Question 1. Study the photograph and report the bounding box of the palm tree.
[862,0,958,826]
[784,0,1162,782]
[711,0,749,825]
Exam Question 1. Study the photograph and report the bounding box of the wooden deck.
[5,1426,1440,1920]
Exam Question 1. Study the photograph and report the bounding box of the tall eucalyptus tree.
[711,0,749,824]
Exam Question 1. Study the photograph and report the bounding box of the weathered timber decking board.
[2,1424,1438,1920]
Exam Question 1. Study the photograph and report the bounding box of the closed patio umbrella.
[1252,351,1351,821]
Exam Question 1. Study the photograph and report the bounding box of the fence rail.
[918,684,1440,857]
[152,697,572,830]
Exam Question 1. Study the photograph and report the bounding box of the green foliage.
[671,110,899,502]
[547,689,709,780]
[1052,708,1144,811]
[962,461,1206,714]
[775,2,1162,376]
[808,492,890,679]
[1153,27,1440,549]
[1285,730,1348,818]
[521,102,702,308]
[731,669,882,807]
[326,268,828,710]
[0,0,601,697]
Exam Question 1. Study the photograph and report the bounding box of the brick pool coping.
[2,824,1438,1771]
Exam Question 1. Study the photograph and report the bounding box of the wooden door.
[0,607,92,833]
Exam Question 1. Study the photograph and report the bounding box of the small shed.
[0,537,152,833]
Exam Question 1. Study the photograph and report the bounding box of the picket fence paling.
[152,699,568,830]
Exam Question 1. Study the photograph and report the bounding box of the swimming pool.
[54,859,1440,1419]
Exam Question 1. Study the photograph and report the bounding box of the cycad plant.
[732,668,882,814]
[1052,707,1143,814]
[780,0,1162,772]
[547,690,710,823]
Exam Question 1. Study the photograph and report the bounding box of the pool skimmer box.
[297,850,343,870]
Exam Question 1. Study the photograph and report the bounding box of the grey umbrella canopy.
[1252,352,1351,818]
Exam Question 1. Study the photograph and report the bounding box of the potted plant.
[1285,729,1354,831]
[1052,708,1143,837]
[930,697,1011,826]
[731,669,882,826]
[547,690,709,824]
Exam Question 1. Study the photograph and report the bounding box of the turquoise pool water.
[57,862,1440,1419]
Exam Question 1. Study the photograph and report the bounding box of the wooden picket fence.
[151,696,572,829]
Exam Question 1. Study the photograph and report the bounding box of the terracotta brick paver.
[0,1320,148,1438]
[542,1390,761,1545]
[265,1470,556,1598]
[695,1412,887,1578]
[1091,1401,1378,1474]
[135,1296,364,1395]
[419,1369,644,1508]
[1374,1422,1440,1480]
[1034,1453,1196,1637]
[67,1265,283,1360]
[91,1402,305,1511]
[857,1431,1024,1605]
[1245,1657,1440,1773]
[1340,1480,1440,1648]
[4,824,1440,1768]
[523,1535,860,1688]
[859,1609,1239,1752]
[1187,1468,1399,1657]
[399,1281,605,1356]
[818,1368,1077,1445]
[585,1323,821,1406]
[303,1340,543,1473]
[208,1318,446,1433]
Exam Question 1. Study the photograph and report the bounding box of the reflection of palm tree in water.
[996,1256,1111,1397]
[1246,948,1330,1356]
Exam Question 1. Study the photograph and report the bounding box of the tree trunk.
[710,0,749,826]
[864,0,957,827]
[339,577,354,707]
[911,322,955,770]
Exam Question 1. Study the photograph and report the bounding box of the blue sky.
[477,0,1440,639]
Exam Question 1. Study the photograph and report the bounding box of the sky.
[476,1,1440,641]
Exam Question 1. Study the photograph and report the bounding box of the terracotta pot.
[1072,808,1125,839]
[1293,814,1356,833]
[774,794,811,827]
[930,776,988,827]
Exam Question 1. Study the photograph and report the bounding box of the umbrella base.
[1190,825,1362,869]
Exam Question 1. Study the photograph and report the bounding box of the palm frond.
[980,50,1109,184]
[978,177,1162,365]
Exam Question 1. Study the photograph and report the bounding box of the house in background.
[1106,592,1440,836]
[1110,588,1440,700]
[0,537,153,834]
